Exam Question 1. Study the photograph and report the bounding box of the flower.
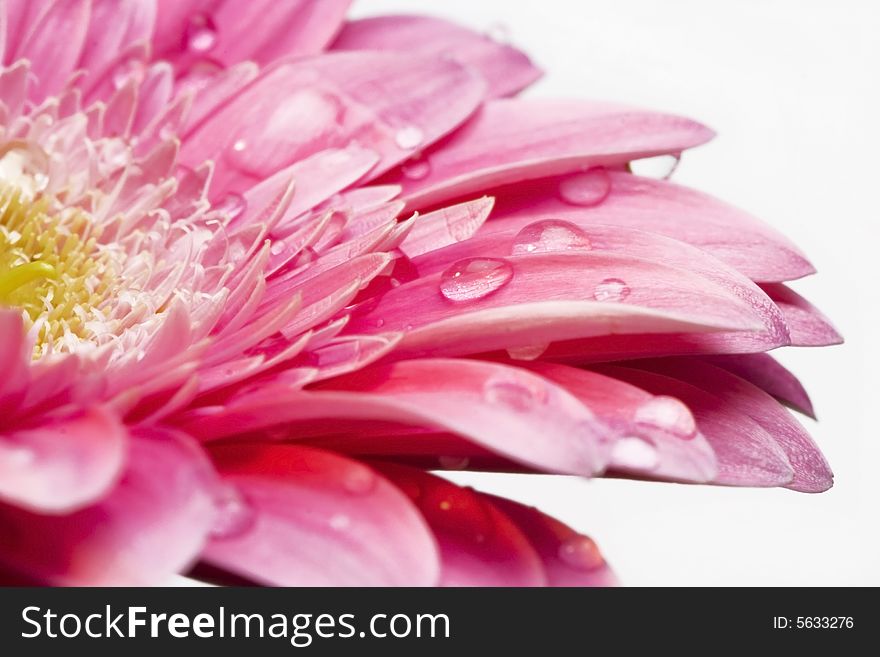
[0,2,840,586]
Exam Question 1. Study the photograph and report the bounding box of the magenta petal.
[202,443,439,586]
[0,407,127,513]
[375,464,547,586]
[333,15,542,98]
[760,283,843,346]
[704,353,816,418]
[630,359,832,492]
[184,358,614,477]
[0,428,217,585]
[596,365,795,488]
[486,494,618,587]
[0,309,28,413]
[383,99,714,209]
[487,171,815,283]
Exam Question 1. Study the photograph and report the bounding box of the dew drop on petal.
[395,125,424,150]
[343,464,377,495]
[439,257,513,302]
[506,343,549,361]
[438,500,452,511]
[634,396,697,439]
[438,456,471,470]
[593,277,630,302]
[511,220,592,255]
[215,192,246,222]
[269,240,285,256]
[629,153,681,179]
[232,139,247,153]
[611,436,660,470]
[329,513,351,531]
[185,13,218,53]
[483,376,546,412]
[557,168,611,207]
[210,488,256,540]
[401,154,431,180]
[558,535,604,571]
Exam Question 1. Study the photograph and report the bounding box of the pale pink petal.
[0,407,127,513]
[376,464,547,586]
[202,443,439,586]
[760,283,844,346]
[0,309,28,413]
[596,365,795,488]
[630,359,832,492]
[399,197,494,258]
[487,494,618,587]
[383,99,714,209]
[0,428,217,585]
[333,15,542,98]
[486,171,815,283]
[704,353,816,418]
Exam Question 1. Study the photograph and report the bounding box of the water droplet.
[374,318,385,328]
[629,153,681,179]
[506,343,549,361]
[343,465,377,495]
[395,125,424,150]
[483,376,546,412]
[270,240,285,256]
[511,220,592,255]
[593,277,630,302]
[611,436,660,470]
[329,513,351,531]
[558,535,604,571]
[557,168,611,207]
[439,257,513,302]
[215,192,247,222]
[438,456,471,470]
[232,139,247,153]
[401,154,431,180]
[185,13,218,53]
[438,500,452,511]
[210,488,256,540]
[634,396,697,439]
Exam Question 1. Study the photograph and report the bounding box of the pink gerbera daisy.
[0,1,840,586]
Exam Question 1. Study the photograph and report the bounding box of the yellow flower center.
[0,183,115,357]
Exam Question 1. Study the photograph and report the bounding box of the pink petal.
[486,494,618,586]
[383,99,714,209]
[486,171,814,283]
[181,52,484,195]
[704,353,816,418]
[0,407,127,513]
[0,309,28,413]
[760,283,843,346]
[523,362,717,483]
[400,197,494,258]
[347,252,764,359]
[375,464,546,586]
[183,358,615,477]
[630,359,832,492]
[0,428,218,585]
[202,443,439,586]
[595,365,795,488]
[332,15,542,98]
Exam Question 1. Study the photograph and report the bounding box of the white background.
[354,0,880,586]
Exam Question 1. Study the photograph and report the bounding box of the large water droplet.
[635,396,697,439]
[593,277,630,302]
[557,168,611,207]
[438,456,471,470]
[210,488,256,540]
[483,376,546,412]
[630,153,681,179]
[439,257,513,302]
[611,436,660,470]
[343,464,377,495]
[395,125,424,150]
[558,535,604,571]
[511,220,592,255]
[506,343,549,361]
[185,13,218,53]
[215,192,246,222]
[401,154,431,180]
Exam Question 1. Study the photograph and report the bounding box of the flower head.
[0,1,840,586]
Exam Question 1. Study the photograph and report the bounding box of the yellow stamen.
[0,261,57,301]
